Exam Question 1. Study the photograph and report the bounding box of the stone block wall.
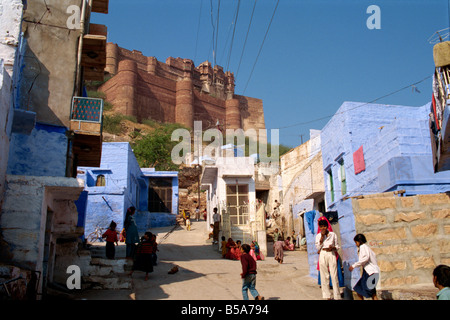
[101,43,266,134]
[352,192,450,288]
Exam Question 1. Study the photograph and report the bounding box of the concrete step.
[81,245,134,290]
[230,225,252,243]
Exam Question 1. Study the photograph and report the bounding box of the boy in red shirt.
[240,244,264,300]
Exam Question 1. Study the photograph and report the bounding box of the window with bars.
[226,184,249,225]
[327,169,334,203]
[339,159,347,195]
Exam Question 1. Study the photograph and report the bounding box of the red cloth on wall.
[353,145,365,174]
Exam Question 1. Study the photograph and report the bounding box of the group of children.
[220,237,265,261]
[101,220,159,281]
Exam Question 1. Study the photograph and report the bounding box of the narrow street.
[76,220,323,300]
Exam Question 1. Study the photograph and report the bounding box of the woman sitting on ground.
[283,237,295,251]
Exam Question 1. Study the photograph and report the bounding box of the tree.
[132,124,188,171]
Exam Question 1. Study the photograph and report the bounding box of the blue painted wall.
[78,142,178,238]
[7,123,68,177]
[318,101,450,288]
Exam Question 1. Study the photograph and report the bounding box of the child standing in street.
[349,234,380,300]
[315,219,340,300]
[240,244,264,301]
[102,221,118,259]
[220,236,227,258]
[186,214,191,231]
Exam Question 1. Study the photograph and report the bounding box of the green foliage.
[132,123,189,171]
[87,90,106,99]
[102,114,137,135]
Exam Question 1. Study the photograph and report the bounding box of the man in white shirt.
[315,219,341,300]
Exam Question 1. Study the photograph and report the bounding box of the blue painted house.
[304,101,450,289]
[78,142,179,238]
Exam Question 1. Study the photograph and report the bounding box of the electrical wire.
[226,0,241,72]
[236,0,258,79]
[276,75,432,130]
[209,0,216,66]
[242,0,280,95]
[215,0,221,68]
[194,0,203,63]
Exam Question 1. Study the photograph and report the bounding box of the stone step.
[81,246,134,290]
[82,274,132,290]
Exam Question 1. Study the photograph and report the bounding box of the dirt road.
[77,220,323,300]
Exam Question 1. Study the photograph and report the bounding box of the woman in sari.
[130,232,153,281]
[225,238,236,260]
[283,237,295,251]
[124,206,139,259]
[251,241,264,261]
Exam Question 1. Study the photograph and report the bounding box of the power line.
[194,0,203,63]
[276,75,433,130]
[242,0,280,95]
[236,0,258,79]
[209,0,216,66]
[215,0,221,67]
[226,0,241,72]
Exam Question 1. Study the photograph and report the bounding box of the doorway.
[148,178,172,213]
[226,184,249,225]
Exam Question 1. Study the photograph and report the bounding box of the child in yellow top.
[220,236,227,258]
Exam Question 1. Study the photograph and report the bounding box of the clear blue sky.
[92,0,450,148]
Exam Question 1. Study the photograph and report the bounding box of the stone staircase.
[230,225,252,244]
[79,243,133,290]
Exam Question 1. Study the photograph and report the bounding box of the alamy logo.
[66,265,81,289]
[366,5,381,30]
[66,5,81,30]
[366,273,380,290]
[170,121,280,165]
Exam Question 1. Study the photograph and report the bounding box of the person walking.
[212,207,221,244]
[240,244,264,300]
[130,232,154,281]
[274,234,284,264]
[124,206,139,259]
[349,234,380,300]
[315,219,340,300]
[195,206,200,221]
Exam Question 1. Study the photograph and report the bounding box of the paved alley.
[76,220,323,300]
